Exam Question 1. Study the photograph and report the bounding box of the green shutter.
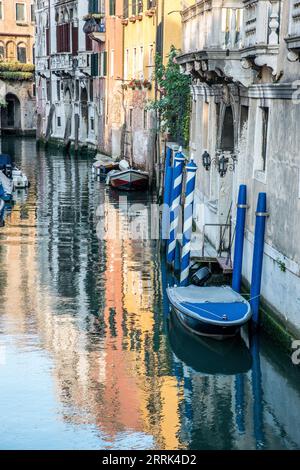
[91,53,99,77]
[103,51,107,77]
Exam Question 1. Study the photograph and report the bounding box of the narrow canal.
[0,137,300,450]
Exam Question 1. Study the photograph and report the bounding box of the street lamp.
[202,151,211,171]
[202,150,237,177]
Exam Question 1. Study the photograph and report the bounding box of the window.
[89,79,94,102]
[124,49,129,80]
[110,49,114,77]
[261,107,269,171]
[148,45,154,80]
[17,45,27,63]
[100,51,107,76]
[132,0,137,15]
[16,3,26,22]
[57,80,61,101]
[139,46,144,77]
[133,48,137,76]
[75,80,79,101]
[90,118,94,131]
[31,3,35,22]
[32,83,36,97]
[0,44,4,59]
[123,0,129,18]
[240,105,249,133]
[0,2,3,20]
[143,110,148,130]
[109,0,116,16]
[129,109,133,127]
[57,116,61,127]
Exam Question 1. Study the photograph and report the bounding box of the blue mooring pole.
[167,149,185,266]
[162,147,173,240]
[250,193,268,328]
[232,185,247,293]
[180,158,198,286]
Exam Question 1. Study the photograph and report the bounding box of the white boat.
[106,160,149,191]
[12,167,29,189]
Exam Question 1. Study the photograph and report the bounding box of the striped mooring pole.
[161,147,173,240]
[250,193,268,328]
[180,158,198,286]
[232,185,248,293]
[167,148,185,266]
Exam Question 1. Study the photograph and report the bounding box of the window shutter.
[72,25,78,55]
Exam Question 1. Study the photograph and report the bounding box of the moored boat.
[0,171,13,201]
[106,160,149,191]
[167,284,252,340]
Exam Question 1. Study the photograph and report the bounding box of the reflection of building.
[178,0,300,337]
[0,1,36,135]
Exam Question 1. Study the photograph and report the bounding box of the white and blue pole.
[180,158,198,286]
[162,147,173,240]
[250,193,268,328]
[167,148,185,266]
[232,185,248,293]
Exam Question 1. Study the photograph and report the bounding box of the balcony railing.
[243,0,280,49]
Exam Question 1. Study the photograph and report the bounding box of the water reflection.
[0,137,300,450]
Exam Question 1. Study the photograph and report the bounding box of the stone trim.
[248,83,299,99]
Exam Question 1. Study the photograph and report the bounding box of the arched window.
[0,42,5,59]
[220,106,235,152]
[6,41,16,60]
[17,43,27,63]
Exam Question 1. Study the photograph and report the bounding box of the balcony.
[177,0,281,85]
[285,0,300,60]
[241,0,281,75]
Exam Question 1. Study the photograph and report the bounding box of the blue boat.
[167,284,252,340]
[0,153,13,178]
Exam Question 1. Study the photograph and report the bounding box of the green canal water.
[0,137,300,450]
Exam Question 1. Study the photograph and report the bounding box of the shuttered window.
[88,0,99,13]
[91,53,99,77]
[56,23,70,53]
[72,24,78,55]
[109,0,116,15]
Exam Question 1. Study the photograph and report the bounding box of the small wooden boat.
[12,168,29,189]
[106,160,149,191]
[167,285,252,340]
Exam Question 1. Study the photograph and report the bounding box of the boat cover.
[167,285,251,325]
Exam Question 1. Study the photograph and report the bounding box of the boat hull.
[167,285,252,341]
[174,307,240,340]
[109,170,149,191]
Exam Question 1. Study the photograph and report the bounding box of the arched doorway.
[1,93,21,131]
[80,86,88,141]
[64,87,72,145]
[220,106,235,152]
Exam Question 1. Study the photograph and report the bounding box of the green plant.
[0,71,34,81]
[276,258,287,273]
[0,97,7,108]
[149,46,191,147]
[0,61,35,73]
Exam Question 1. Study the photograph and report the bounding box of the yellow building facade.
[0,0,35,63]
[121,0,190,174]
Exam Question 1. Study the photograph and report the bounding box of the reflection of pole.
[232,185,247,293]
[167,149,185,265]
[250,193,268,328]
[250,334,265,449]
[235,374,245,434]
[180,158,198,286]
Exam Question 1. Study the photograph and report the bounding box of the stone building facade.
[0,0,36,135]
[177,0,300,337]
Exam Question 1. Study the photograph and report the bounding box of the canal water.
[0,137,300,450]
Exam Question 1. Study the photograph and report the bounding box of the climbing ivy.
[150,46,191,147]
